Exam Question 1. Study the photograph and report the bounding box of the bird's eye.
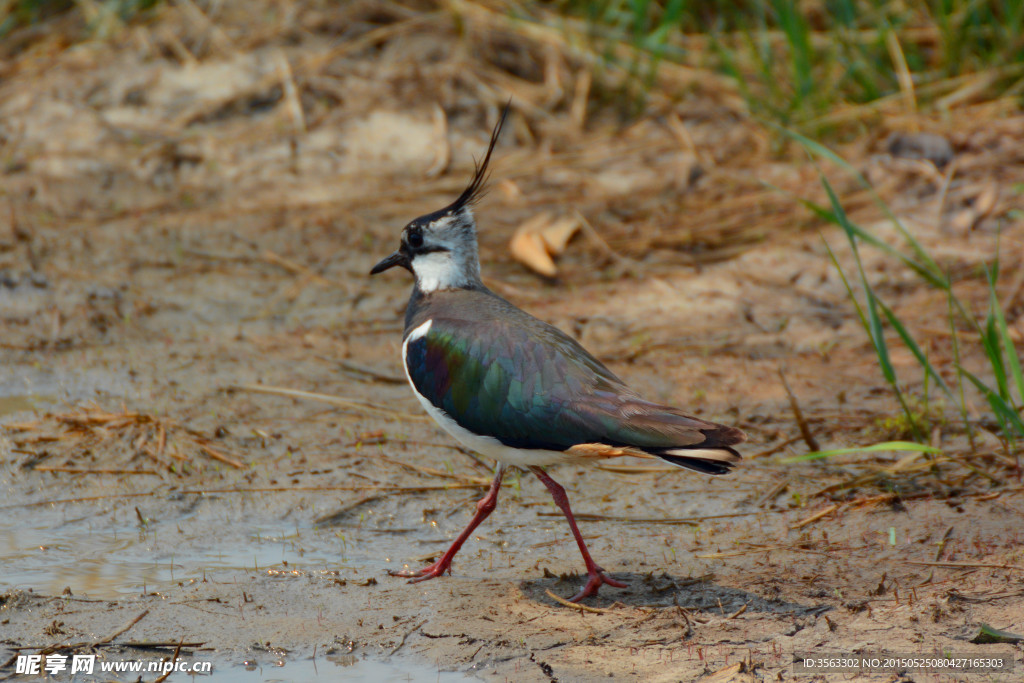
[407,229,424,249]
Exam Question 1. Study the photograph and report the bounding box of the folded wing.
[405,308,745,474]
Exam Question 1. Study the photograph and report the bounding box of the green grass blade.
[770,0,814,106]
[959,366,1024,437]
[947,287,976,447]
[760,178,948,289]
[981,310,1009,400]
[822,236,868,330]
[819,171,922,439]
[821,181,890,382]
[784,441,941,462]
[986,267,1024,407]
[877,298,953,397]
[866,293,896,384]
[819,175,890,385]
[771,124,949,287]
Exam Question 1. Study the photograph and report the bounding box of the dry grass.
[4,404,245,473]
[0,1,1019,273]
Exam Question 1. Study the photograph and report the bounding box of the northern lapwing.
[369,106,745,602]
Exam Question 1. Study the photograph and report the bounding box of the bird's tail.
[646,445,742,475]
[575,398,747,474]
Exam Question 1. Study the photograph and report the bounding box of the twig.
[276,49,306,135]
[726,604,747,619]
[330,358,406,384]
[789,504,840,530]
[5,483,489,509]
[408,549,442,563]
[935,526,954,561]
[748,436,804,459]
[10,492,161,508]
[313,495,382,527]
[260,250,331,286]
[230,384,427,421]
[531,534,602,550]
[93,610,149,646]
[755,479,789,508]
[388,619,427,656]
[299,13,438,72]
[378,455,491,485]
[778,369,820,452]
[33,466,159,475]
[570,68,591,130]
[544,589,612,614]
[696,544,833,559]
[675,606,695,636]
[122,641,207,650]
[153,638,185,683]
[904,561,1024,571]
[537,510,768,524]
[195,442,244,469]
[837,493,892,510]
[886,31,918,123]
[676,574,715,587]
[574,211,639,272]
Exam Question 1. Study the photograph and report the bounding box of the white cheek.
[412,251,467,292]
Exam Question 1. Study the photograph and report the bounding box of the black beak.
[370,250,411,275]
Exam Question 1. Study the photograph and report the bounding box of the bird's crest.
[444,102,510,216]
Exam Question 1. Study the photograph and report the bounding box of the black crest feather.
[447,102,510,214]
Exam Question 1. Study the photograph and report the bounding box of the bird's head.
[370,105,508,293]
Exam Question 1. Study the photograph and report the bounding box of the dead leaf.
[509,212,581,277]
[973,182,998,221]
[497,178,522,201]
[511,230,555,276]
[949,182,1000,233]
[950,208,977,233]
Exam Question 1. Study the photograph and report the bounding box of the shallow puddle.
[0,395,41,418]
[0,500,372,597]
[31,655,473,682]
[200,656,473,682]
[0,366,129,415]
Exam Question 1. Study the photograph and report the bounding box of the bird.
[369,105,745,602]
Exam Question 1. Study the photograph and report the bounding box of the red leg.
[529,466,627,602]
[389,465,505,583]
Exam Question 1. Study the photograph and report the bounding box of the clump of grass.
[0,0,73,34]
[787,130,1023,466]
[0,0,161,40]
[875,394,948,440]
[545,0,1024,131]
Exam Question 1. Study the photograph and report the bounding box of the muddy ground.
[1,2,1023,681]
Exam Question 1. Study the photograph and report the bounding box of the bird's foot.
[387,559,451,583]
[567,568,627,603]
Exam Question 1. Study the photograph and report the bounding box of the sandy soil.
[1,2,1023,681]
